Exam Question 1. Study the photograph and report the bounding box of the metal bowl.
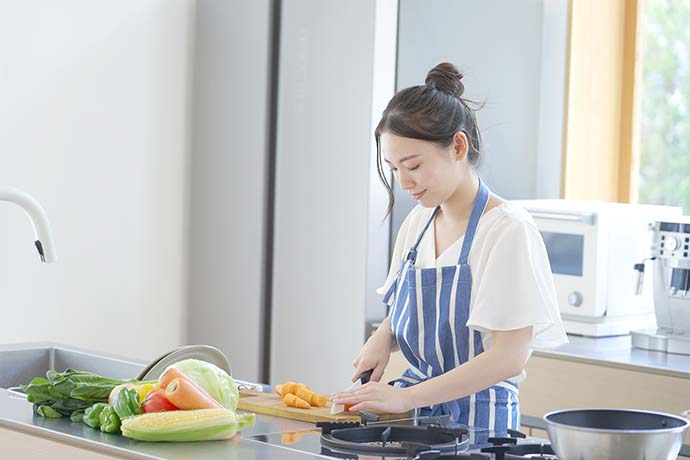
[544,408,689,460]
[135,345,231,381]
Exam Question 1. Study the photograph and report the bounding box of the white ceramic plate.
[137,345,231,381]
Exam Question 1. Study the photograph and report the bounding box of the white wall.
[0,0,193,361]
[396,0,567,200]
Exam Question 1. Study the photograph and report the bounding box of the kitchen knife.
[329,369,374,415]
[364,414,451,426]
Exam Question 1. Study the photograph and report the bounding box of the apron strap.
[458,179,490,265]
[405,206,441,263]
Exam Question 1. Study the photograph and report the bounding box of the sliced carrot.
[281,382,298,395]
[282,382,310,395]
[293,386,328,407]
[283,393,310,409]
[165,377,223,410]
[311,393,328,407]
[295,386,313,403]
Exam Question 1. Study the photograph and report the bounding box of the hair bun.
[425,62,464,98]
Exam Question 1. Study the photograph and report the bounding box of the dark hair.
[375,62,483,216]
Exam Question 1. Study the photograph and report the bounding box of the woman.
[331,62,568,433]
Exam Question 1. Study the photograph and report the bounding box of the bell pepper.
[70,410,85,423]
[142,389,179,413]
[136,383,156,403]
[83,403,109,429]
[99,405,121,433]
[113,388,142,419]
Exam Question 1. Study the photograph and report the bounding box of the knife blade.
[329,369,374,415]
[364,414,451,426]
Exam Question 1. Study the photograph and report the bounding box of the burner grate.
[319,424,469,456]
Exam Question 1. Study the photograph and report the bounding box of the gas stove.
[246,421,556,459]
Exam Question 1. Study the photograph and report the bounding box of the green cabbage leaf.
[167,359,239,410]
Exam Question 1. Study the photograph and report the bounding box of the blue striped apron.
[383,180,519,433]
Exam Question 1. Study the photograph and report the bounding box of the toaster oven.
[513,200,682,336]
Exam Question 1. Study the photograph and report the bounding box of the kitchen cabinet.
[0,426,125,460]
[520,354,690,445]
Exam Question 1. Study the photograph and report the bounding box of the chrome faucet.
[0,186,57,263]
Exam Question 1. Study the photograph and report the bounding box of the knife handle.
[359,369,373,384]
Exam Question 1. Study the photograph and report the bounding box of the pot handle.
[682,409,690,420]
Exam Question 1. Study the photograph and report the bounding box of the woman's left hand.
[331,382,415,414]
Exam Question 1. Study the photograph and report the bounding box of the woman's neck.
[439,173,480,225]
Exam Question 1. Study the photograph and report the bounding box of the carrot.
[294,386,329,407]
[165,377,223,410]
[295,386,312,403]
[281,382,298,395]
[283,393,310,409]
[281,382,310,395]
[295,386,327,407]
[159,367,196,390]
[311,393,328,407]
[275,384,285,397]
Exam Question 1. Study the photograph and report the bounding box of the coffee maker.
[632,219,690,354]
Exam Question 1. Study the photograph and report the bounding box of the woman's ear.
[453,131,469,162]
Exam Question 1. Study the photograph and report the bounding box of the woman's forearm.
[375,316,399,352]
[404,326,532,409]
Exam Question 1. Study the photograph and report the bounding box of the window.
[638,0,690,213]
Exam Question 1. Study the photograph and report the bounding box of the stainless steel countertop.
[0,341,325,459]
[535,334,690,379]
[0,387,324,460]
[4,338,690,458]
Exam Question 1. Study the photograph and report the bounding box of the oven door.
[530,210,605,319]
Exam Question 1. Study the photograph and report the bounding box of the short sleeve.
[466,217,568,350]
[375,207,420,305]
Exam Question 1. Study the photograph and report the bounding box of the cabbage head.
[167,359,239,410]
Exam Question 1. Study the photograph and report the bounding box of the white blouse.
[377,201,569,384]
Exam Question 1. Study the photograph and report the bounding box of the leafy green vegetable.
[21,368,155,418]
[83,403,109,429]
[70,410,86,423]
[99,406,121,433]
[35,405,62,418]
[113,388,141,419]
[168,360,238,411]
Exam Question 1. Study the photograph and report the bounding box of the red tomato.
[142,389,179,413]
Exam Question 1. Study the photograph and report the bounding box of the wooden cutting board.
[238,389,411,423]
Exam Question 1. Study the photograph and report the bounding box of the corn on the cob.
[121,408,255,442]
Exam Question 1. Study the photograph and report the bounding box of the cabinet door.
[520,355,690,444]
[0,427,125,460]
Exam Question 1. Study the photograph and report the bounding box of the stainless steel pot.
[544,409,689,460]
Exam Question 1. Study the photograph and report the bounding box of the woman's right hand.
[351,319,395,383]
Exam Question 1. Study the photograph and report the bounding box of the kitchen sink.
[0,343,146,390]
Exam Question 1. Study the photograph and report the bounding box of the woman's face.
[381,132,468,208]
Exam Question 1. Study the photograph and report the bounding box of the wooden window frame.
[561,0,642,202]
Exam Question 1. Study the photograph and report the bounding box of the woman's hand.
[331,382,414,414]
[351,319,395,383]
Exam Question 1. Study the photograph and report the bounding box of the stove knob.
[568,291,583,307]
